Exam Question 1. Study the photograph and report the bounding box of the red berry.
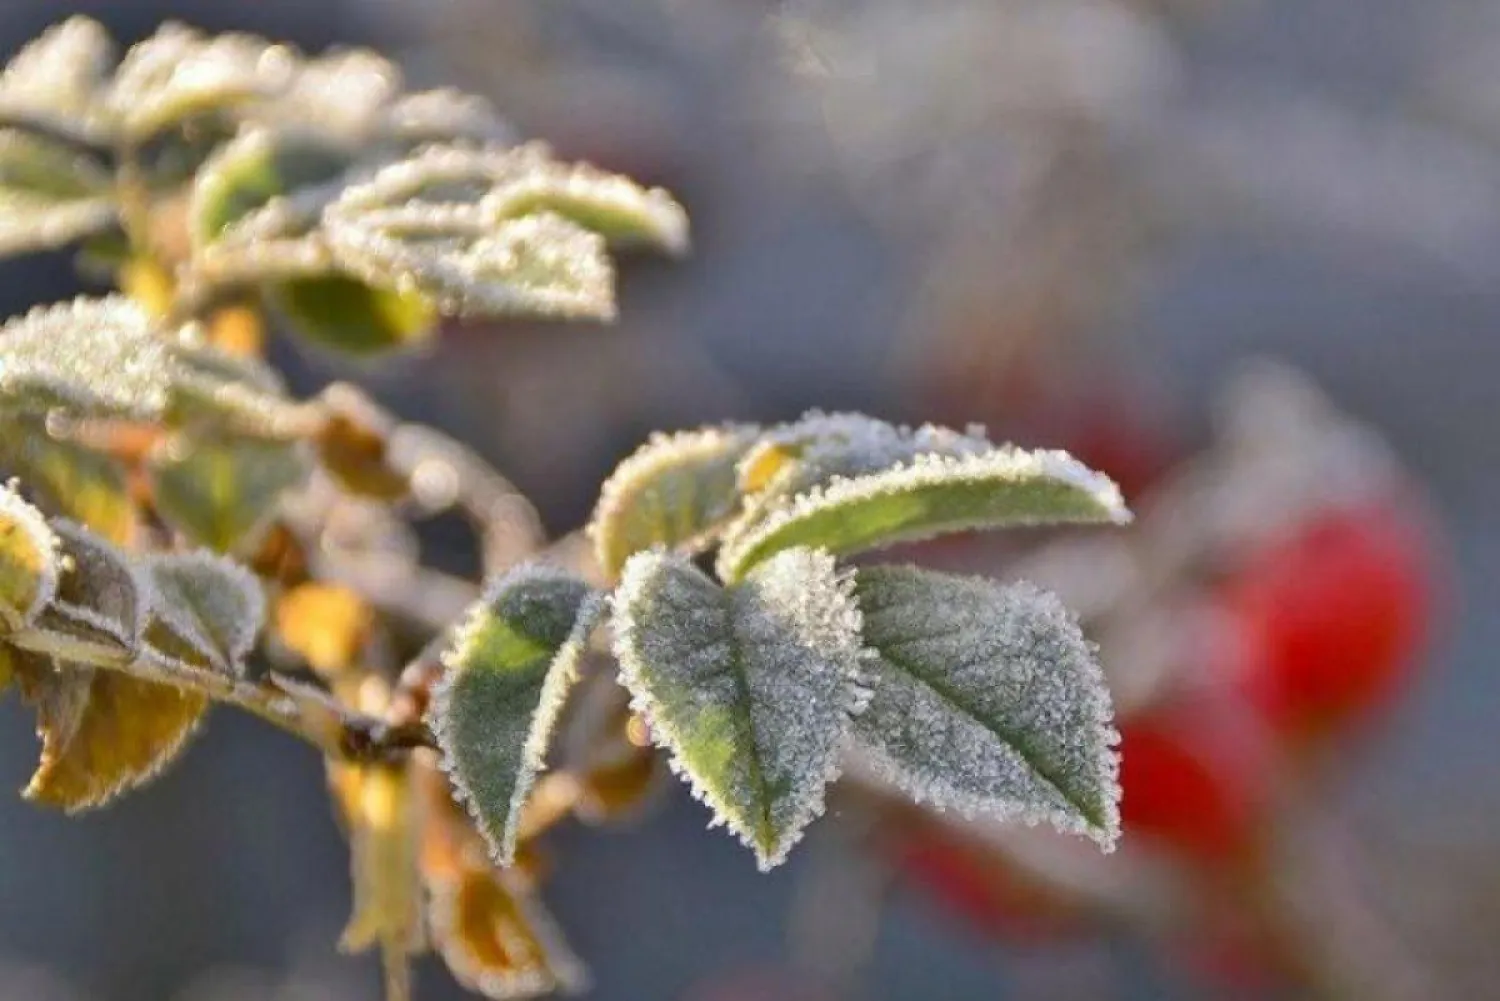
[1224,501,1434,744]
[1117,691,1276,864]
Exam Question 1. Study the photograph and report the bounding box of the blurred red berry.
[1224,500,1434,745]
[1118,691,1276,864]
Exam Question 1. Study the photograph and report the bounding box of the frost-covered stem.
[7,624,437,763]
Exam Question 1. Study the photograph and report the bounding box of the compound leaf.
[589,425,760,580]
[432,565,604,866]
[719,447,1131,581]
[852,566,1120,848]
[612,547,866,870]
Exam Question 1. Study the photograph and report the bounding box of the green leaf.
[143,551,265,675]
[718,447,1131,582]
[0,129,115,256]
[149,434,311,553]
[0,426,135,544]
[588,425,761,580]
[0,296,174,421]
[16,649,208,812]
[432,565,604,866]
[321,143,688,322]
[270,275,436,354]
[612,547,866,869]
[190,127,352,248]
[42,519,144,651]
[0,485,58,631]
[852,566,1120,848]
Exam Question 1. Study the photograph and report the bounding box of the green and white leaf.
[0,485,58,631]
[0,426,135,543]
[0,296,174,421]
[432,565,604,865]
[143,551,264,675]
[320,142,687,321]
[104,23,293,142]
[189,126,352,249]
[43,519,144,650]
[149,435,311,553]
[852,566,1120,848]
[612,547,867,870]
[0,129,116,256]
[0,16,115,141]
[719,447,1131,581]
[589,425,761,579]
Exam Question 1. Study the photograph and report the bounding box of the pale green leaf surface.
[589,425,761,579]
[719,447,1131,581]
[612,547,866,869]
[852,566,1120,848]
[432,565,604,865]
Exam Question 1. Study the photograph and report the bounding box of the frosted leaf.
[189,127,353,249]
[0,296,174,421]
[270,276,437,354]
[320,142,688,321]
[612,547,866,869]
[0,17,115,141]
[432,565,604,865]
[328,142,688,253]
[144,551,265,675]
[0,485,58,630]
[384,90,512,146]
[588,425,762,579]
[43,519,144,651]
[149,434,311,554]
[0,429,135,544]
[167,342,313,441]
[743,411,993,497]
[719,447,1131,581]
[330,208,616,320]
[16,650,208,812]
[0,129,116,256]
[852,566,1120,848]
[104,23,295,141]
[261,48,401,141]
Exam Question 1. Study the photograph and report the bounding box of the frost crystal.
[0,16,115,139]
[852,566,1120,848]
[0,297,174,421]
[612,547,866,869]
[432,565,604,865]
[719,446,1131,580]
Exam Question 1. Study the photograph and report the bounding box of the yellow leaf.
[0,486,58,631]
[21,657,207,812]
[274,582,371,677]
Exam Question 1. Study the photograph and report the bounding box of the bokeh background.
[1,1,1497,999]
